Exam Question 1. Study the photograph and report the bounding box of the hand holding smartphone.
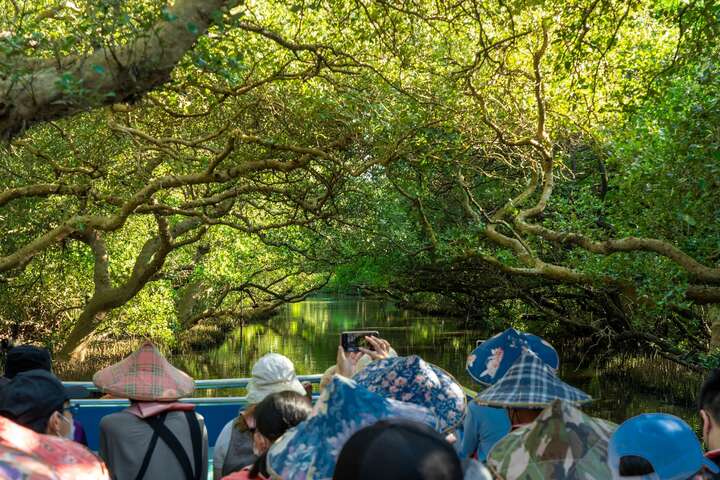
[341,330,379,353]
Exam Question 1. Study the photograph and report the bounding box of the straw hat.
[267,375,438,480]
[475,349,590,409]
[93,341,194,401]
[246,353,306,405]
[467,328,559,386]
[352,355,467,433]
[488,399,616,480]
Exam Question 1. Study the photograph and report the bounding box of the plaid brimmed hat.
[352,355,467,433]
[475,349,590,408]
[93,341,194,401]
[467,328,559,386]
[267,375,438,480]
[488,399,616,480]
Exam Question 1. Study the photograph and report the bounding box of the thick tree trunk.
[0,0,239,139]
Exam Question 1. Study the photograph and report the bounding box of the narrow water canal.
[170,296,702,429]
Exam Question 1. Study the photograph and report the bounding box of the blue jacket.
[458,402,511,461]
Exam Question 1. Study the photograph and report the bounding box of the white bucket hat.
[245,353,306,404]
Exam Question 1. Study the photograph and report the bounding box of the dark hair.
[619,455,655,476]
[333,418,462,480]
[699,369,720,423]
[249,391,312,478]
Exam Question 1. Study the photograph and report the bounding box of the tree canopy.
[0,0,719,366]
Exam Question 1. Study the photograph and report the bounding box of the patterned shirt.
[0,416,109,480]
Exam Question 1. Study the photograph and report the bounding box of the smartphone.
[341,331,379,353]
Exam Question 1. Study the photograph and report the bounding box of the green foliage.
[0,0,719,358]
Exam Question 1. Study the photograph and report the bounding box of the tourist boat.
[64,375,477,478]
[65,375,324,452]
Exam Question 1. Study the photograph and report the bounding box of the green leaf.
[186,22,199,35]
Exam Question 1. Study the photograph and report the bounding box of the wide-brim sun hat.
[608,413,719,480]
[467,328,559,386]
[475,349,590,408]
[352,355,467,433]
[93,341,194,401]
[246,353,306,404]
[488,399,616,480]
[267,375,439,480]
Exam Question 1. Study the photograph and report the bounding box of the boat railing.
[64,375,323,452]
[64,375,477,453]
[64,374,325,394]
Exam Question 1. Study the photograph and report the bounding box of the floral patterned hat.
[352,355,467,433]
[93,341,194,401]
[466,328,559,386]
[267,375,438,480]
[475,349,590,409]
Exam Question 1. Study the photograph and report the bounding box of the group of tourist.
[1,329,720,479]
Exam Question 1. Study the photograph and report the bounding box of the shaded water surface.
[169,296,701,428]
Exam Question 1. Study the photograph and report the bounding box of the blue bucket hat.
[267,375,439,480]
[475,349,590,408]
[467,328,559,385]
[352,355,467,433]
[608,413,719,480]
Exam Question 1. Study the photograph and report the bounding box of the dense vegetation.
[0,0,718,367]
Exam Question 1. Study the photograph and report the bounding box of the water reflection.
[171,296,700,428]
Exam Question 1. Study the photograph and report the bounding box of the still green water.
[171,296,701,428]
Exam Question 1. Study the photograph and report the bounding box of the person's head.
[507,407,543,429]
[608,413,719,480]
[333,418,462,480]
[0,369,74,437]
[4,345,52,379]
[252,390,312,456]
[699,369,720,451]
[246,353,307,405]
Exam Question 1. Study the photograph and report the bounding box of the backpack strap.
[143,412,197,480]
[133,412,165,480]
[184,410,203,480]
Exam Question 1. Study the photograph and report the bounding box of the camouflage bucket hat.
[488,399,616,480]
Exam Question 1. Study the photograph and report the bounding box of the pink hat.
[93,341,194,401]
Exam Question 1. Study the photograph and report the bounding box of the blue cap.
[608,413,719,480]
[466,328,559,385]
